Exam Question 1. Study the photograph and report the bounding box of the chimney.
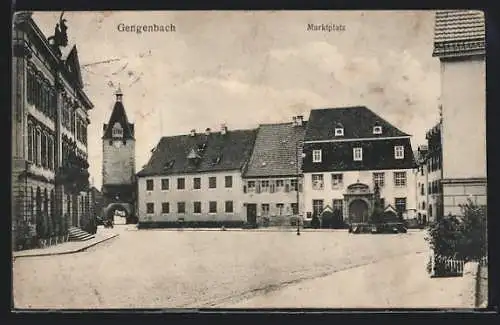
[205,128,211,135]
[190,129,196,137]
[221,123,228,135]
[295,115,304,126]
[292,116,297,126]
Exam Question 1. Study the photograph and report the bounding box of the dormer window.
[112,122,123,138]
[373,125,382,134]
[334,127,344,136]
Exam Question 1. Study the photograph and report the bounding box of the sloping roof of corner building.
[432,10,485,58]
[243,122,307,178]
[136,129,257,177]
[304,106,410,142]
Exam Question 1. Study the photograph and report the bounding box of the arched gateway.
[343,182,373,224]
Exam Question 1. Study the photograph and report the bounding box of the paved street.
[13,227,470,309]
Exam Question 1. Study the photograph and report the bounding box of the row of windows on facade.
[146,175,234,191]
[311,171,407,190]
[146,200,235,214]
[22,187,89,222]
[311,197,407,216]
[312,145,405,163]
[26,65,88,145]
[427,154,442,173]
[417,180,442,196]
[332,125,384,137]
[27,120,87,171]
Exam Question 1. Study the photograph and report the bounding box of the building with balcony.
[302,106,418,224]
[136,126,257,228]
[12,12,93,248]
[241,116,306,226]
[432,10,487,216]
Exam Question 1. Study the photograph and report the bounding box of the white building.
[432,10,487,215]
[301,106,418,225]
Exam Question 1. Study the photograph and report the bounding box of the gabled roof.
[136,129,257,177]
[64,45,84,89]
[432,10,485,58]
[304,106,410,142]
[102,94,134,140]
[244,122,306,178]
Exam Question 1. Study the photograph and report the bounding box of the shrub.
[425,199,487,262]
[261,216,270,227]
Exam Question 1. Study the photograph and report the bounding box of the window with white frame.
[353,147,363,161]
[331,173,343,189]
[373,172,385,188]
[394,145,405,159]
[276,179,284,188]
[276,203,284,216]
[312,200,324,217]
[261,203,270,216]
[247,181,256,190]
[373,125,382,134]
[394,171,407,187]
[112,122,123,138]
[146,203,154,214]
[335,127,344,136]
[312,174,324,190]
[312,149,322,163]
[261,180,270,192]
[333,199,343,213]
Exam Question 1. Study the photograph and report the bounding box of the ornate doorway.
[349,199,369,223]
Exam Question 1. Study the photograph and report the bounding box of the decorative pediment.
[187,148,201,160]
[64,45,84,89]
[346,182,370,195]
[384,205,398,214]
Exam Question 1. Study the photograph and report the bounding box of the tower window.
[373,125,382,134]
[112,122,123,138]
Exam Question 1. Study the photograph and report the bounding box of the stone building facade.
[12,12,93,248]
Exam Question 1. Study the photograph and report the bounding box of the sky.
[32,11,441,190]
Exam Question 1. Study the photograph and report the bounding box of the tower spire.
[115,84,123,102]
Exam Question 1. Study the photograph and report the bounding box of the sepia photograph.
[11,10,487,310]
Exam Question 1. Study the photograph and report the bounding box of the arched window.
[112,122,123,138]
[27,121,34,162]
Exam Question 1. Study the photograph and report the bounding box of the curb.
[12,234,119,259]
[461,261,479,307]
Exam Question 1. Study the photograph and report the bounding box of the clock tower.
[101,86,137,223]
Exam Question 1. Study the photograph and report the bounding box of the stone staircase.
[68,227,95,242]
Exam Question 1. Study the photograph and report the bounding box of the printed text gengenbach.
[117,23,176,34]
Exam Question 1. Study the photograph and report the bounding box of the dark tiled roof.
[102,100,135,140]
[304,106,410,142]
[243,122,307,178]
[432,10,485,58]
[136,129,257,177]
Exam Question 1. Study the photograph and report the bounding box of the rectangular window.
[312,200,324,217]
[373,126,382,134]
[353,147,363,161]
[27,123,34,162]
[394,172,407,187]
[276,203,284,215]
[395,197,407,215]
[41,133,47,167]
[312,149,322,163]
[333,199,343,212]
[193,177,201,190]
[209,201,217,213]
[146,179,154,191]
[209,176,217,189]
[225,201,234,213]
[161,202,170,214]
[276,179,284,188]
[261,180,270,192]
[420,183,425,196]
[394,145,405,159]
[177,202,186,214]
[331,173,343,188]
[291,203,298,215]
[335,128,344,136]
[225,175,233,188]
[161,178,169,190]
[177,178,185,190]
[373,172,385,188]
[146,203,154,214]
[261,204,270,216]
[312,174,324,190]
[35,129,41,166]
[290,179,298,191]
[248,181,256,189]
[193,201,202,214]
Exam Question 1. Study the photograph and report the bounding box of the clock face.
[113,141,122,148]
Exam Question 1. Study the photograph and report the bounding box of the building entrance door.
[349,199,369,223]
[246,204,257,225]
